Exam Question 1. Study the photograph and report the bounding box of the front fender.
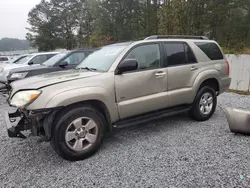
[45,87,119,122]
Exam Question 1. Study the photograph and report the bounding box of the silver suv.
[5,35,231,161]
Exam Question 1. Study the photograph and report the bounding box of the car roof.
[28,51,60,56]
[102,35,216,47]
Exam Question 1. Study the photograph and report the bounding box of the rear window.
[195,42,224,60]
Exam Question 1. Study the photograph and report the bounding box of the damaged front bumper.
[4,110,27,139]
[0,83,11,98]
[4,107,61,141]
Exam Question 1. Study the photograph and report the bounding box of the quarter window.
[195,42,224,60]
[124,44,160,70]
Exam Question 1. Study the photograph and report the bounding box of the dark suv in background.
[7,49,96,84]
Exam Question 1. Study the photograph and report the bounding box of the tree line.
[0,38,30,52]
[27,0,250,53]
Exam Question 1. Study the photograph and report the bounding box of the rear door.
[164,42,199,106]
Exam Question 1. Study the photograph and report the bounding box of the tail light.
[226,60,230,75]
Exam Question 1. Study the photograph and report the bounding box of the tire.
[50,105,106,161]
[189,86,217,121]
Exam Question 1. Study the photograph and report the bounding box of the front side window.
[63,52,86,65]
[43,52,68,66]
[124,43,160,70]
[47,54,56,59]
[30,55,48,64]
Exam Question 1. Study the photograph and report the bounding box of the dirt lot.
[0,93,250,188]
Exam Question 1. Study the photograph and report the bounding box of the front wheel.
[50,105,106,161]
[189,86,217,121]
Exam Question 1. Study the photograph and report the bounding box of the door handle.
[155,72,166,78]
[191,66,198,71]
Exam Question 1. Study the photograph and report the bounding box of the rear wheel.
[189,86,217,121]
[50,105,106,161]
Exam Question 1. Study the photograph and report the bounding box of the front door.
[115,43,168,119]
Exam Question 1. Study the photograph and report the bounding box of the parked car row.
[0,54,28,64]
[0,49,98,89]
[0,56,11,64]
[7,48,96,85]
[0,51,59,85]
[3,35,231,161]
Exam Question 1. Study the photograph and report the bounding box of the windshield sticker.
[105,48,123,56]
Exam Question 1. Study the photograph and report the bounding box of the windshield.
[76,45,127,72]
[43,52,68,66]
[15,55,33,64]
[12,55,27,63]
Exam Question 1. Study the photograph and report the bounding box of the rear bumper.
[220,77,232,94]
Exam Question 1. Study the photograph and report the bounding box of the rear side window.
[164,42,197,66]
[185,44,197,63]
[195,42,223,60]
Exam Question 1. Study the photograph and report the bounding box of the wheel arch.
[43,99,113,142]
[198,78,220,94]
[191,70,221,102]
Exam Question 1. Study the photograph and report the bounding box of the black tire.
[189,86,217,121]
[50,105,106,161]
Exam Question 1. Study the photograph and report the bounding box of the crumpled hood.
[10,69,102,91]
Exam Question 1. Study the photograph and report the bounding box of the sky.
[0,0,41,39]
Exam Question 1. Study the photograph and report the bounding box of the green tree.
[26,0,61,51]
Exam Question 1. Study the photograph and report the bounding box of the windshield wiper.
[76,67,98,71]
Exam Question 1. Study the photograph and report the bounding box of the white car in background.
[0,56,11,64]
[0,51,59,84]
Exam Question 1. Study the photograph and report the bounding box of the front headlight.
[10,90,41,107]
[10,72,28,79]
[0,68,4,72]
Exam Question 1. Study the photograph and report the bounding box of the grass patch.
[227,89,250,95]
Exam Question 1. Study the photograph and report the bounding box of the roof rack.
[145,35,209,40]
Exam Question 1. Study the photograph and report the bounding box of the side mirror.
[59,61,68,68]
[28,61,34,65]
[115,59,138,75]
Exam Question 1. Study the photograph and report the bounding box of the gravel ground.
[0,93,250,188]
